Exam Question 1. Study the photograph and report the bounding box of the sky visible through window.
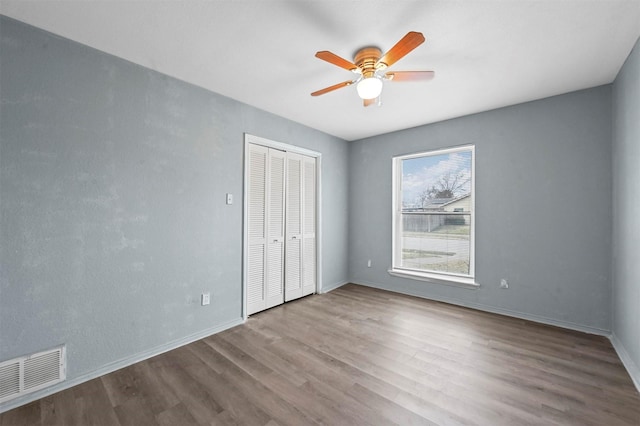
[402,151,472,208]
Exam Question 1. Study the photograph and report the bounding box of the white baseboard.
[0,317,244,414]
[320,280,349,294]
[351,280,610,336]
[610,333,640,393]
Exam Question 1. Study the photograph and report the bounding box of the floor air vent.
[0,346,66,403]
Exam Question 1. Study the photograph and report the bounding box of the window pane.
[401,212,470,274]
[400,150,472,276]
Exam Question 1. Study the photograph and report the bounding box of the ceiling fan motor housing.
[354,47,384,78]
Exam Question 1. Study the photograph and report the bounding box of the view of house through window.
[393,145,474,279]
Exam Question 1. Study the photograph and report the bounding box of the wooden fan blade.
[315,51,359,72]
[377,31,425,69]
[311,80,354,96]
[363,98,377,107]
[385,71,435,81]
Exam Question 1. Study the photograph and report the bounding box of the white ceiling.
[2,1,639,141]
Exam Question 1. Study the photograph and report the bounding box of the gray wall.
[349,86,612,332]
[612,35,640,385]
[0,16,348,409]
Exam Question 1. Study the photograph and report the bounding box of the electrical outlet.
[226,193,233,205]
[500,279,509,289]
[367,259,372,268]
[201,292,211,305]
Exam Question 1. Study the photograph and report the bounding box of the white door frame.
[243,133,322,320]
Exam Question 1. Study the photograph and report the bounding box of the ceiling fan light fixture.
[356,76,383,100]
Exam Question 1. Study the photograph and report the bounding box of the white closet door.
[246,141,317,314]
[302,155,316,297]
[285,153,303,301]
[265,149,286,309]
[247,144,268,315]
[247,145,285,315]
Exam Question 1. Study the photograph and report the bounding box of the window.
[391,145,476,287]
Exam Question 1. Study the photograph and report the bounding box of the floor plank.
[1,283,639,425]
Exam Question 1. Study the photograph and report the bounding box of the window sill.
[388,268,479,289]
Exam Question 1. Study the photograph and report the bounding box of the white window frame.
[390,145,478,289]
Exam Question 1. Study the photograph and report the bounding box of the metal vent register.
[0,346,66,403]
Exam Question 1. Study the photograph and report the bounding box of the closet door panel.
[285,153,303,301]
[247,144,268,315]
[302,156,316,296]
[265,150,286,309]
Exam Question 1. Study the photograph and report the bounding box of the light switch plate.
[226,193,233,205]
[201,293,211,305]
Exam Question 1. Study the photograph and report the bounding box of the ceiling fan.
[311,31,435,107]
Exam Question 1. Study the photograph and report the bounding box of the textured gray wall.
[0,15,348,406]
[349,86,612,332]
[612,36,640,382]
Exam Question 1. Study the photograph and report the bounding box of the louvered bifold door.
[247,143,316,313]
[247,145,285,316]
[247,144,268,315]
[285,153,303,301]
[265,149,286,310]
[302,155,317,296]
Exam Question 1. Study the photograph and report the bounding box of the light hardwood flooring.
[1,283,639,425]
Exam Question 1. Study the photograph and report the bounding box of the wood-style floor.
[2,283,639,425]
